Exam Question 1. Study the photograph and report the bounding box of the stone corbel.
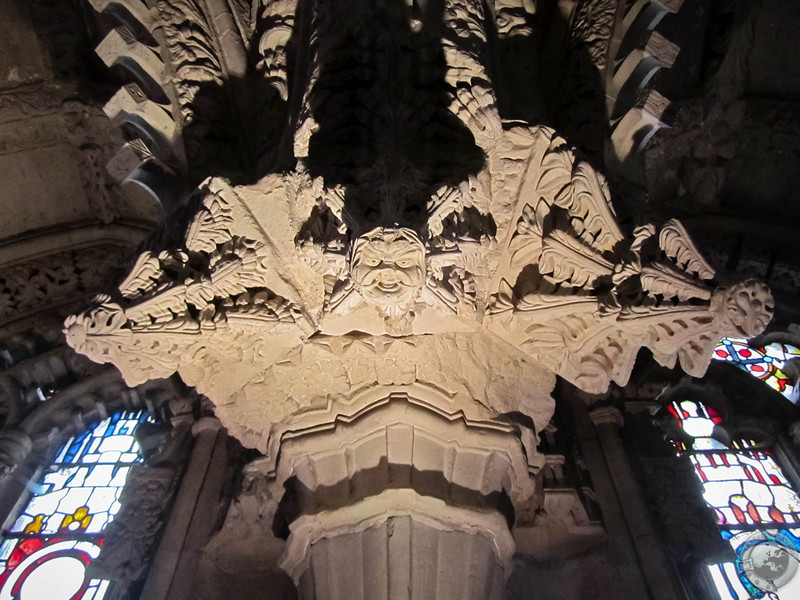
[608,31,679,121]
[105,139,179,210]
[95,28,167,101]
[606,0,684,183]
[87,0,157,31]
[103,84,178,163]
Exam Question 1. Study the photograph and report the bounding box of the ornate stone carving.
[483,128,772,393]
[62,4,778,593]
[350,228,426,310]
[0,244,129,326]
[88,465,176,585]
[66,119,773,423]
[571,0,619,70]
[255,0,296,102]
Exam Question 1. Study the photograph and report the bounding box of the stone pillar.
[589,405,684,600]
[268,392,538,600]
[140,417,227,600]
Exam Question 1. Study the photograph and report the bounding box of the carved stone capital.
[191,416,222,436]
[589,406,625,428]
[0,429,32,481]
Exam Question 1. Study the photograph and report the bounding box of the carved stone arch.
[0,375,186,488]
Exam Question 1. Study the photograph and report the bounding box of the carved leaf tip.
[659,219,717,281]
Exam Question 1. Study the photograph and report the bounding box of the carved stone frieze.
[0,244,129,326]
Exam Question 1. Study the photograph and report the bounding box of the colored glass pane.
[670,400,800,598]
[709,530,800,600]
[0,411,149,600]
[713,338,799,401]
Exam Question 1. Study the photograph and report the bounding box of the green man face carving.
[351,227,426,308]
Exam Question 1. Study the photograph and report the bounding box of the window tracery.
[0,410,150,600]
[669,399,800,599]
[713,338,800,401]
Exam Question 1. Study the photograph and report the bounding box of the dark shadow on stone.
[272,456,515,540]
[303,0,485,232]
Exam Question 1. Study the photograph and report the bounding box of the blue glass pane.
[0,411,150,599]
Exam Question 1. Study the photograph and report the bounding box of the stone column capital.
[191,416,222,436]
[589,405,625,428]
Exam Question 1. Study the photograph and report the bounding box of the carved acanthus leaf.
[567,162,624,252]
[540,227,614,289]
[639,263,713,302]
[65,178,313,387]
[658,219,717,281]
[256,0,297,101]
[118,252,165,300]
[485,126,773,392]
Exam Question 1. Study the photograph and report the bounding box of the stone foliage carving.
[487,178,774,390]
[66,177,315,394]
[88,465,176,585]
[68,2,774,455]
[571,0,618,70]
[482,128,772,394]
[66,122,773,432]
[0,86,132,224]
[255,0,295,102]
[0,244,128,326]
[155,0,223,123]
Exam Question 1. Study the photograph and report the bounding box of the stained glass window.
[670,400,800,599]
[0,411,149,600]
[713,338,800,401]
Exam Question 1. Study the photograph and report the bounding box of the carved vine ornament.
[64,0,773,452]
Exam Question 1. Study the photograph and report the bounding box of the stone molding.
[0,243,130,327]
[273,397,538,520]
[280,488,516,599]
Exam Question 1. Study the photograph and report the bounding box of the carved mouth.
[377,282,400,292]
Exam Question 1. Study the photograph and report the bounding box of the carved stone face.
[351,228,425,307]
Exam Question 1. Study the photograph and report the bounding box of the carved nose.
[380,270,398,283]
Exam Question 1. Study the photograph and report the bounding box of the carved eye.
[396,259,413,268]
[364,257,381,267]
